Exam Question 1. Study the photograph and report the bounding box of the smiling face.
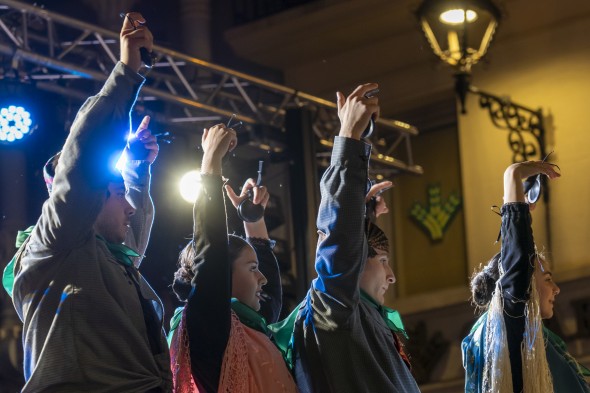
[231,245,267,311]
[535,257,560,319]
[94,181,135,244]
[359,248,396,305]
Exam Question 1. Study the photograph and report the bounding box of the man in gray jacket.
[9,13,172,392]
[292,83,421,393]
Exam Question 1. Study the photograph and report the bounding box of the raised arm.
[122,116,158,267]
[499,161,560,392]
[225,180,281,323]
[500,161,560,309]
[29,13,151,254]
[184,124,238,392]
[312,83,378,322]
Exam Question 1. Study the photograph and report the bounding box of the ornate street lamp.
[416,0,501,74]
[416,0,546,164]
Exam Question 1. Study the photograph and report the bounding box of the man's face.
[94,181,135,244]
[535,258,560,319]
[359,248,395,305]
[231,245,267,310]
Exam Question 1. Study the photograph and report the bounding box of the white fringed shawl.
[482,261,553,393]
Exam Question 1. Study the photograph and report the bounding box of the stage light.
[115,151,127,172]
[0,105,33,143]
[179,170,201,204]
[114,132,135,172]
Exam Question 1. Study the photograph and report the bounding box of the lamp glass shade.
[417,0,501,72]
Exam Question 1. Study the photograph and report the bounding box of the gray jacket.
[293,137,421,393]
[12,62,172,392]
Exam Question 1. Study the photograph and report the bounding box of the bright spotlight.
[113,131,137,172]
[0,105,33,143]
[115,151,127,172]
[179,170,201,204]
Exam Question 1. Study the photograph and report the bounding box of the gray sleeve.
[122,160,154,267]
[311,136,371,326]
[26,62,145,258]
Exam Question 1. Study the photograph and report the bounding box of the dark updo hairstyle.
[172,234,252,302]
[470,252,501,310]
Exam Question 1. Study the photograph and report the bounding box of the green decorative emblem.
[410,185,461,241]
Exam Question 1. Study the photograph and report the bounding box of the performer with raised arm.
[7,13,172,392]
[288,84,421,393]
[462,161,590,393]
[169,125,297,393]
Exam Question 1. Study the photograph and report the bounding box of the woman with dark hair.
[167,124,297,393]
[462,161,590,393]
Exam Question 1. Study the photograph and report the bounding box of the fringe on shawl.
[482,256,554,393]
[217,311,249,393]
[170,308,200,393]
[170,310,250,393]
[521,277,553,393]
[483,283,514,393]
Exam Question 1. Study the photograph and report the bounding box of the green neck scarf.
[2,227,139,298]
[544,325,590,379]
[268,300,301,370]
[360,290,408,339]
[230,298,270,335]
[168,306,184,346]
[2,226,34,297]
[96,235,140,267]
[168,299,270,343]
[266,291,409,370]
[166,294,408,371]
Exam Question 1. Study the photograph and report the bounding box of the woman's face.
[231,246,267,310]
[534,258,560,319]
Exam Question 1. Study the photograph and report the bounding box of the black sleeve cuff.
[247,237,276,250]
[331,136,371,168]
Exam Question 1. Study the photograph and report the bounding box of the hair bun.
[471,271,495,307]
[172,267,192,302]
[470,252,501,308]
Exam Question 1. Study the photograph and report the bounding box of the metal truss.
[0,0,423,176]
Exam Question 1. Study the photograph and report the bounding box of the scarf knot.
[96,235,140,267]
[360,290,408,339]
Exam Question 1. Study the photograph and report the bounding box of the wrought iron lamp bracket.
[474,88,546,163]
[455,73,546,163]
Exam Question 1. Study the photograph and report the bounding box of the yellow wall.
[391,124,468,297]
[459,15,590,277]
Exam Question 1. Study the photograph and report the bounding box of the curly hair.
[470,252,501,309]
[172,234,251,302]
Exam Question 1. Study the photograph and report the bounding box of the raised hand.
[200,124,237,175]
[503,161,560,204]
[226,179,270,237]
[120,12,154,73]
[125,116,159,164]
[336,83,380,140]
[225,179,270,210]
[365,181,392,218]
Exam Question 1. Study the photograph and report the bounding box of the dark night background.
[0,1,311,390]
